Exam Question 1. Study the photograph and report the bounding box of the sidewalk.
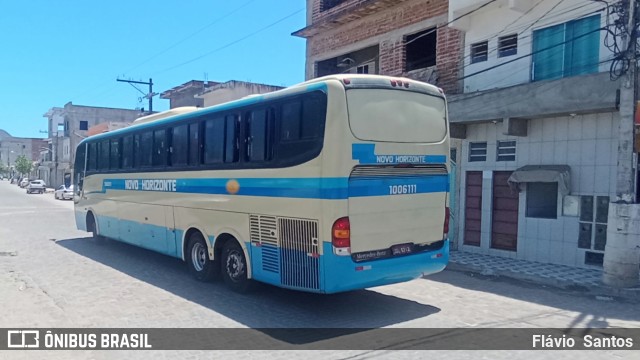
[447,250,640,302]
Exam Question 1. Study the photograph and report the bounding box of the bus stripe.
[85,176,449,199]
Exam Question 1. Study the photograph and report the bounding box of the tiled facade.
[459,113,620,268]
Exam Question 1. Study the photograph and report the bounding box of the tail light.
[443,207,450,237]
[332,217,351,255]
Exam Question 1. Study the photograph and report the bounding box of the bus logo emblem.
[226,179,240,194]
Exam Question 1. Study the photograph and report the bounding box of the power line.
[451,56,616,121]
[403,0,500,48]
[153,8,304,76]
[121,0,258,77]
[72,1,259,105]
[458,3,604,69]
[459,27,605,81]
[519,0,567,35]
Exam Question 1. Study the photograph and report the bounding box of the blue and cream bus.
[73,74,450,294]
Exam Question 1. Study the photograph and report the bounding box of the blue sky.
[0,0,307,138]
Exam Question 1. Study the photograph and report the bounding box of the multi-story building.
[0,129,47,178]
[292,0,464,94]
[159,80,218,109]
[293,0,640,278]
[41,102,142,188]
[196,80,284,108]
[447,0,635,270]
[161,80,284,109]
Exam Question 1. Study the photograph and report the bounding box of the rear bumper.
[322,239,449,293]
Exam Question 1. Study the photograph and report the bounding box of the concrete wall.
[0,130,46,170]
[457,112,620,268]
[199,82,284,108]
[448,72,620,123]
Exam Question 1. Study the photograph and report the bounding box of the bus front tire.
[186,232,218,282]
[221,241,254,293]
[87,214,107,244]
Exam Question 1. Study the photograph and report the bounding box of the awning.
[507,165,571,195]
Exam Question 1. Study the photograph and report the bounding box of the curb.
[446,261,640,303]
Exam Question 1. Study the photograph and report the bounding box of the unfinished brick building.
[293,0,464,94]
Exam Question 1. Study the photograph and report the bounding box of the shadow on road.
[56,237,440,344]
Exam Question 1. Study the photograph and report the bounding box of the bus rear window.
[346,89,446,143]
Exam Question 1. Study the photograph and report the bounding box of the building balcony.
[293,0,412,38]
[447,72,621,137]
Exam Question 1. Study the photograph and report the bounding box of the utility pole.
[116,78,158,113]
[604,0,640,289]
[616,0,638,203]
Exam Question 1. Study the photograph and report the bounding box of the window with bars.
[578,195,609,266]
[496,140,516,161]
[469,142,487,162]
[498,34,518,57]
[470,41,488,64]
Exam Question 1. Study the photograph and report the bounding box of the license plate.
[391,243,413,256]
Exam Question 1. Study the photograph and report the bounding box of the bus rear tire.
[186,232,218,282]
[221,240,254,293]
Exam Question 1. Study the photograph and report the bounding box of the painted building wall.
[458,0,610,92]
[198,82,284,108]
[458,112,619,268]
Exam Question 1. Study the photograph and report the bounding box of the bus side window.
[110,138,121,170]
[188,123,200,166]
[153,129,167,167]
[122,135,133,169]
[281,101,302,141]
[302,93,326,139]
[74,144,86,193]
[204,117,224,164]
[99,140,110,170]
[171,125,188,167]
[139,132,153,167]
[246,109,272,162]
[87,142,97,171]
[225,115,239,163]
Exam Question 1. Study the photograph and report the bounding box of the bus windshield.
[346,89,446,143]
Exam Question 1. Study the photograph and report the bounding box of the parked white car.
[19,178,29,188]
[26,180,46,194]
[54,185,74,200]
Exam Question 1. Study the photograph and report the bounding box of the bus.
[73,74,450,294]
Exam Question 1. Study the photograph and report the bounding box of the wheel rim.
[225,249,245,282]
[191,242,207,272]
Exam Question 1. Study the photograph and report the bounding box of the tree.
[14,155,33,176]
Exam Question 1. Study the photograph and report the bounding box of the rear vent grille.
[279,217,320,290]
[249,215,278,246]
[261,244,280,273]
[350,164,448,178]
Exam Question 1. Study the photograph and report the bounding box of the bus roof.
[78,74,442,145]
